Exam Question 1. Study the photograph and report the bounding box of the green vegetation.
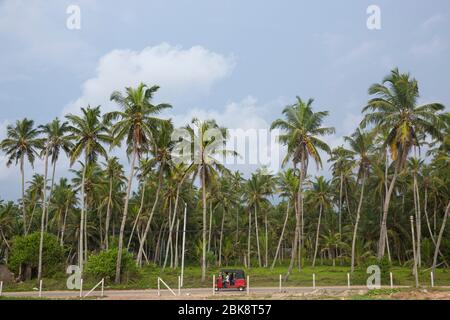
[0,68,448,287]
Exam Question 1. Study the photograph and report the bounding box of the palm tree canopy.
[0,118,43,167]
[361,68,446,169]
[271,97,335,170]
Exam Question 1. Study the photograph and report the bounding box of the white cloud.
[411,35,448,57]
[335,41,377,66]
[63,43,235,115]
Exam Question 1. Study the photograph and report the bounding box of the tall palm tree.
[345,128,373,272]
[271,97,335,279]
[183,118,237,281]
[107,83,171,283]
[361,68,446,260]
[66,106,111,273]
[0,119,43,235]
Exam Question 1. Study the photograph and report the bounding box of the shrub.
[8,232,64,278]
[85,248,139,283]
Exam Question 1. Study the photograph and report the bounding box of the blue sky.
[0,0,449,200]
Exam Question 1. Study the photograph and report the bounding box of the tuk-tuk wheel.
[238,287,244,291]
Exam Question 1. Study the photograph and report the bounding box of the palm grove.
[0,69,448,285]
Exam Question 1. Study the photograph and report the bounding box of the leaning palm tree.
[345,128,374,272]
[361,68,446,260]
[183,118,237,282]
[271,97,335,279]
[0,119,43,235]
[107,83,171,284]
[66,106,111,273]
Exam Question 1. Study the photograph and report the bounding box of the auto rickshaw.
[215,269,246,291]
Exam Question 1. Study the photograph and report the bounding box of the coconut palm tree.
[0,119,43,234]
[107,83,171,283]
[271,97,335,279]
[361,68,446,260]
[66,106,111,273]
[345,128,374,272]
[183,118,237,281]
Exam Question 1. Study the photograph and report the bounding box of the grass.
[2,264,449,292]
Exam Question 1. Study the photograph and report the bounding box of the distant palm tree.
[107,83,171,283]
[308,176,332,267]
[271,169,298,270]
[271,97,335,279]
[361,68,445,260]
[101,157,125,249]
[66,106,111,273]
[329,146,355,236]
[0,119,43,235]
[345,128,374,272]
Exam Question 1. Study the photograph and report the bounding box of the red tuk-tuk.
[215,269,246,291]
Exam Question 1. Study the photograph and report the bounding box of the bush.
[8,232,64,278]
[85,248,139,283]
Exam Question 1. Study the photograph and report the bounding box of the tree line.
[0,68,449,284]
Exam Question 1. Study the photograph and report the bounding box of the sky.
[0,0,449,200]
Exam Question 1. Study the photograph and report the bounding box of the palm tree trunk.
[377,166,398,260]
[271,201,290,270]
[312,203,323,268]
[218,209,226,267]
[339,172,343,237]
[265,210,268,268]
[136,164,164,266]
[432,202,450,274]
[115,148,137,284]
[79,157,87,273]
[410,216,419,288]
[351,172,366,273]
[208,201,213,253]
[286,158,304,280]
[60,204,68,246]
[247,208,252,268]
[254,205,262,267]
[38,147,49,281]
[20,156,27,235]
[127,181,146,249]
[104,177,113,250]
[163,181,184,270]
[201,168,207,282]
[413,174,421,268]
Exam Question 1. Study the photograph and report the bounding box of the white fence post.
[212,274,215,295]
[101,278,104,297]
[313,274,316,289]
[246,276,250,295]
[39,279,43,298]
[390,272,393,289]
[431,272,435,288]
[79,278,83,298]
[347,273,350,289]
[279,274,282,293]
[157,277,161,296]
[0,281,3,296]
[178,276,181,296]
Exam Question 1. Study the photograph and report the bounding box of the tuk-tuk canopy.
[219,269,246,279]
